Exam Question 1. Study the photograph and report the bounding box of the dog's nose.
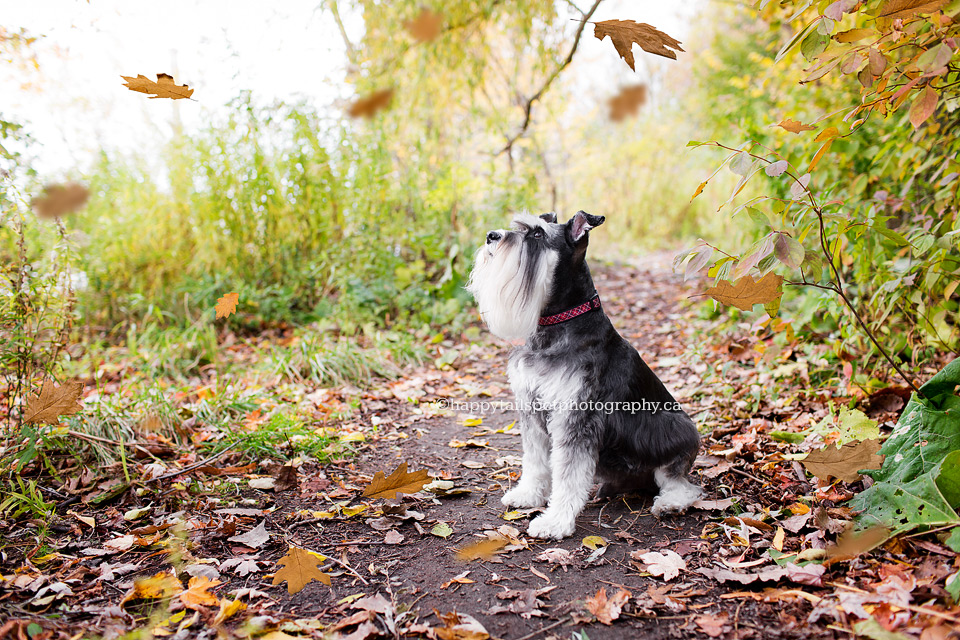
[486,231,502,244]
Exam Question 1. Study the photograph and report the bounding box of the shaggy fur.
[468,211,702,539]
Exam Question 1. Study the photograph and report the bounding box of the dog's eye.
[531,228,544,239]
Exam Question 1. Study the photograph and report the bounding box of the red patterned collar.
[538,295,602,327]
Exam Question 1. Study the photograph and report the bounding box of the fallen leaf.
[802,439,884,483]
[456,537,507,561]
[404,8,443,42]
[432,522,454,538]
[361,462,431,499]
[271,546,331,594]
[348,88,394,119]
[695,613,729,637]
[216,292,239,319]
[180,576,220,609]
[585,587,630,625]
[535,548,575,570]
[213,598,246,625]
[384,530,404,545]
[121,572,182,606]
[121,73,194,100]
[582,535,607,550]
[608,84,647,121]
[703,272,783,311]
[23,379,84,425]
[777,118,817,133]
[221,557,261,577]
[594,19,684,68]
[636,550,686,580]
[31,183,89,219]
[432,610,490,640]
[824,526,890,564]
[274,465,298,491]
[441,571,475,589]
[228,521,270,549]
[692,497,737,511]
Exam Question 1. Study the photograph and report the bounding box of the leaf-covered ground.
[3,258,958,639]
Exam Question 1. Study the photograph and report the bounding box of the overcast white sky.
[1,0,700,178]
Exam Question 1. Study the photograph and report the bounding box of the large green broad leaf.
[852,358,960,535]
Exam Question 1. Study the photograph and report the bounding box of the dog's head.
[466,211,605,340]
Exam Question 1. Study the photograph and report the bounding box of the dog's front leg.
[527,414,597,539]
[502,410,551,508]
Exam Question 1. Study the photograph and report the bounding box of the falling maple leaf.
[23,379,84,425]
[215,292,239,319]
[703,272,784,311]
[121,73,194,100]
[455,537,507,561]
[180,576,221,609]
[348,88,394,119]
[608,84,647,122]
[361,461,431,499]
[271,546,331,594]
[31,183,89,219]
[802,439,884,483]
[594,19,684,69]
[405,8,443,42]
[776,118,817,134]
[120,572,182,606]
[585,587,631,625]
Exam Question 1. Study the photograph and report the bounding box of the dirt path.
[248,257,830,640]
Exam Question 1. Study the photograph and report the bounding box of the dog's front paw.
[527,511,576,539]
[651,487,702,516]
[502,485,548,509]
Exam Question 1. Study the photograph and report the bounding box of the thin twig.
[148,440,241,482]
[498,0,603,155]
[514,615,572,640]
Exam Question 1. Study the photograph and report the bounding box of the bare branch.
[498,0,604,156]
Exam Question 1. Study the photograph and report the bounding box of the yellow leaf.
[121,572,182,606]
[348,88,394,119]
[789,502,811,515]
[808,139,834,172]
[341,504,368,518]
[180,576,221,609]
[462,417,483,427]
[773,527,785,552]
[271,546,331,594]
[404,8,443,42]
[361,462,431,499]
[121,73,194,100]
[594,19,684,68]
[703,273,784,311]
[215,292,239,319]
[582,535,608,550]
[455,537,508,562]
[68,510,95,528]
[23,379,83,425]
[502,510,527,521]
[814,126,839,143]
[213,598,246,625]
[835,28,874,42]
[691,181,707,202]
[340,432,366,442]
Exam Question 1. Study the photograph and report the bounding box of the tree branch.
[498,0,604,156]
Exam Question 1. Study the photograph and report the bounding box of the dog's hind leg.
[651,454,701,516]
[527,420,597,539]
[502,411,551,508]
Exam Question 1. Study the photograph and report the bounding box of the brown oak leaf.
[703,272,784,311]
[777,118,817,133]
[609,85,647,122]
[23,379,84,425]
[802,439,884,483]
[215,292,239,319]
[348,88,394,119]
[361,461,431,499]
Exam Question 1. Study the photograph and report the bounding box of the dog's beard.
[467,234,557,341]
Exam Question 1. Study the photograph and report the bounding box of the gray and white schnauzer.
[467,211,702,539]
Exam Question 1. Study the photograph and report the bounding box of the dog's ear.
[539,212,558,224]
[567,210,605,243]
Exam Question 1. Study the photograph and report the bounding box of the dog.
[466,211,702,539]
